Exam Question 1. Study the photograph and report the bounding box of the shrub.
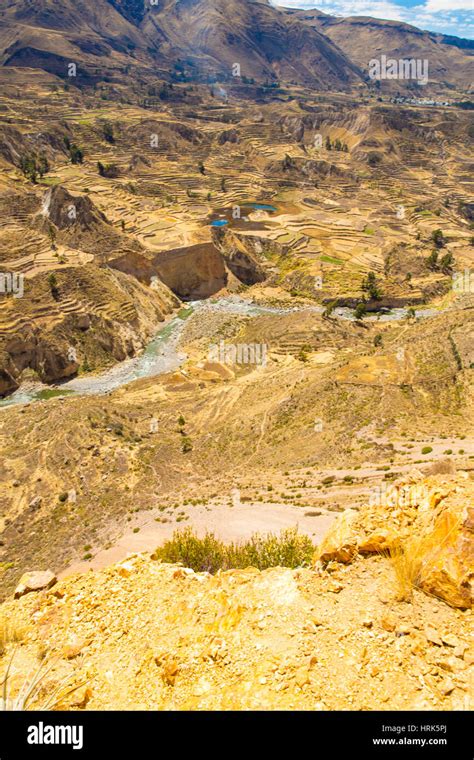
[182,437,192,453]
[432,229,445,248]
[152,527,314,573]
[367,151,382,167]
[102,121,115,144]
[297,344,311,362]
[421,446,433,455]
[426,250,439,271]
[322,301,337,319]
[440,252,454,273]
[69,144,84,164]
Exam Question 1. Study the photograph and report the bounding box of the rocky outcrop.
[153,243,228,299]
[217,128,239,145]
[314,475,473,609]
[14,570,56,598]
[266,156,349,182]
[1,328,79,390]
[0,264,179,398]
[213,229,270,285]
[41,185,108,232]
[108,250,159,284]
[37,185,144,261]
[0,123,70,169]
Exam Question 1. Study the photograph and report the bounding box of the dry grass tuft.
[0,618,25,657]
[1,650,87,710]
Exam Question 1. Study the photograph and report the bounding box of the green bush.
[152,527,314,574]
[182,437,193,453]
[421,446,433,455]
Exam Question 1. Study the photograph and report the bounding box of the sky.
[276,0,473,39]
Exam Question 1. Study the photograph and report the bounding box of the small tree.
[70,144,84,164]
[354,302,366,320]
[182,438,193,453]
[362,271,382,300]
[37,154,49,178]
[48,223,57,251]
[426,250,439,271]
[440,252,454,273]
[322,300,337,319]
[102,121,115,144]
[20,155,38,183]
[432,229,445,248]
[48,272,59,300]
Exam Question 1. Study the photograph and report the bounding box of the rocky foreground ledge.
[0,474,472,711]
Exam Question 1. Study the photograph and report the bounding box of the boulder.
[358,529,400,555]
[314,475,473,609]
[28,496,43,510]
[415,505,473,609]
[314,510,358,564]
[14,570,57,598]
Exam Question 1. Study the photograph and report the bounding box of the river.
[0,296,440,408]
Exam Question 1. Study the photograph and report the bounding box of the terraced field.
[0,66,472,600]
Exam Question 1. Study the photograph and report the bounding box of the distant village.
[390,96,451,107]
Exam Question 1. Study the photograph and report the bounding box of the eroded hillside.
[0,473,472,711]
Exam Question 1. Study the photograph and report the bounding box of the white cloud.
[276,1,473,38]
[424,0,473,9]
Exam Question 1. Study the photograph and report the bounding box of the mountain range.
[0,0,472,95]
